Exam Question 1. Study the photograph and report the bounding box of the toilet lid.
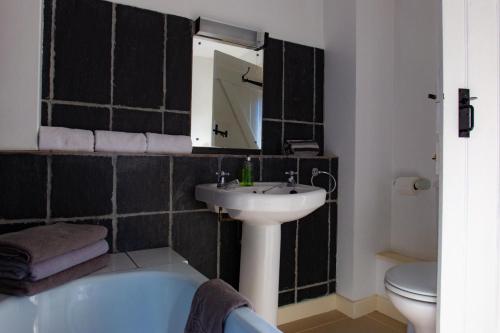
[385,262,437,298]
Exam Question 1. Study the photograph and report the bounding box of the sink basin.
[195,182,326,225]
[195,182,326,325]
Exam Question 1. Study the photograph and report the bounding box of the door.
[439,0,500,332]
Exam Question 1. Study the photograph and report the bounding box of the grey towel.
[0,254,110,296]
[0,223,107,264]
[184,279,253,333]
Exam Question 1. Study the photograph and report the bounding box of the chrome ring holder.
[311,168,337,194]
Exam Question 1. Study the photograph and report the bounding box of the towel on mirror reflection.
[0,254,110,296]
[146,132,192,154]
[94,130,147,153]
[0,223,108,264]
[38,126,95,152]
[0,261,29,280]
[284,140,320,156]
[185,279,253,333]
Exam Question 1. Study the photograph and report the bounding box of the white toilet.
[384,261,437,333]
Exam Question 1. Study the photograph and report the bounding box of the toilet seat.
[384,262,437,303]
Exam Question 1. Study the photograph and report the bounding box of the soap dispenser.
[241,156,254,186]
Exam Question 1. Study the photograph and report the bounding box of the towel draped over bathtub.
[185,279,253,333]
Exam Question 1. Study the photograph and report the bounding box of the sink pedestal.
[239,223,281,325]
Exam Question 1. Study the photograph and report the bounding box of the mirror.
[191,36,264,150]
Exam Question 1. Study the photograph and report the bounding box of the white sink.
[195,182,326,225]
[195,182,326,325]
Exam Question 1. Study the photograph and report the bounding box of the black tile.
[280,221,296,291]
[297,284,328,302]
[263,38,283,120]
[262,121,282,155]
[297,204,329,286]
[66,219,113,251]
[117,213,169,251]
[164,113,190,135]
[284,42,314,122]
[42,0,52,99]
[52,104,110,131]
[220,157,261,183]
[330,158,338,200]
[315,124,324,156]
[329,281,336,294]
[279,291,295,307]
[51,156,113,218]
[299,158,329,192]
[172,157,218,211]
[53,0,112,103]
[41,102,48,126]
[114,5,164,108]
[315,49,324,123]
[284,122,313,142]
[0,155,47,219]
[112,109,162,134]
[165,15,192,111]
[116,156,169,214]
[329,202,337,281]
[0,222,45,235]
[262,157,297,182]
[172,212,218,278]
[220,220,242,290]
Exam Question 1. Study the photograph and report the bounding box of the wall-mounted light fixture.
[194,17,267,50]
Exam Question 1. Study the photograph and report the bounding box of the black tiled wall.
[41,0,324,154]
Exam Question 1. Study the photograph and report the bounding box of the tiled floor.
[279,311,406,333]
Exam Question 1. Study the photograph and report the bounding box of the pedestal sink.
[195,182,326,325]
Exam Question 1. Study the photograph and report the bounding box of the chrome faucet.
[285,171,297,187]
[216,171,230,188]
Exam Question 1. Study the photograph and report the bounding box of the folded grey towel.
[0,223,107,264]
[0,254,110,296]
[185,279,253,333]
[284,139,320,156]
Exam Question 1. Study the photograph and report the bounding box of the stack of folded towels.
[0,223,110,296]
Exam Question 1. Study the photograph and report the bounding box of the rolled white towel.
[95,130,147,153]
[38,126,94,152]
[146,133,192,154]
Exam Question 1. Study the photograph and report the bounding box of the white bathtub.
[0,251,280,333]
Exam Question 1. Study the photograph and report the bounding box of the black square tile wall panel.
[117,214,169,252]
[0,155,47,219]
[116,156,169,214]
[262,157,297,182]
[297,204,329,286]
[329,281,336,294]
[220,220,242,289]
[41,102,48,126]
[221,157,261,183]
[0,222,45,235]
[284,42,314,122]
[330,158,339,200]
[279,291,295,307]
[114,5,164,108]
[67,219,113,251]
[112,109,162,134]
[172,212,218,278]
[263,38,283,120]
[284,122,313,142]
[315,124,324,156]
[297,284,328,302]
[299,159,329,191]
[53,0,112,104]
[51,156,113,218]
[172,157,218,211]
[329,202,338,280]
[262,121,283,155]
[42,0,52,99]
[315,49,325,123]
[52,104,110,131]
[280,221,296,291]
[165,15,193,111]
[164,113,190,135]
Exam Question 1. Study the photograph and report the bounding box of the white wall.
[107,0,324,48]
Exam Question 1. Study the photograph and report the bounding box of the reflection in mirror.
[191,36,263,149]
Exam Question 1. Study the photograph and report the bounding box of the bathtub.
[0,264,280,333]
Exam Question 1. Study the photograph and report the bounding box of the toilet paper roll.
[393,177,420,196]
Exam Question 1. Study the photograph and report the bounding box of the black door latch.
[458,88,477,138]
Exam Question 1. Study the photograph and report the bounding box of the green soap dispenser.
[241,156,254,186]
